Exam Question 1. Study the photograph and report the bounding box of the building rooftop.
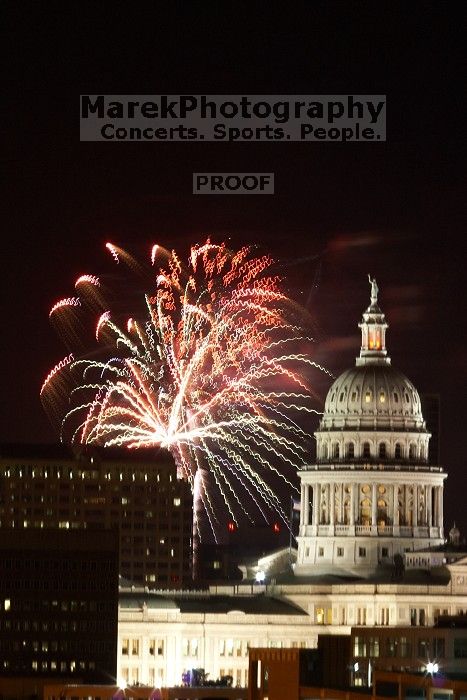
[119,591,307,615]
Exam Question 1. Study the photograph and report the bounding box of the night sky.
[3,4,466,533]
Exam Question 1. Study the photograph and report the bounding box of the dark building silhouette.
[198,522,290,582]
[0,528,119,697]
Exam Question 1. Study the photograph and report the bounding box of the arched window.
[362,442,371,459]
[393,392,399,403]
[333,443,340,459]
[379,443,387,459]
[365,390,372,403]
[409,444,417,460]
[395,443,402,459]
[346,442,355,459]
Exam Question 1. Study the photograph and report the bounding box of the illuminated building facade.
[112,279,465,688]
[0,446,193,587]
[295,279,446,576]
[116,567,467,688]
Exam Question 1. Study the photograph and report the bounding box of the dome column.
[329,483,335,533]
[437,486,444,536]
[426,485,432,527]
[413,485,418,528]
[392,484,399,534]
[311,484,318,527]
[300,482,306,531]
[350,482,356,533]
[352,483,358,527]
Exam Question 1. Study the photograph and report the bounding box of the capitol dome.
[315,275,430,464]
[295,275,446,579]
[321,364,425,432]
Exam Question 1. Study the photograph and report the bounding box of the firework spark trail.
[41,239,330,542]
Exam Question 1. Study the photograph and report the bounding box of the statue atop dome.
[368,274,379,305]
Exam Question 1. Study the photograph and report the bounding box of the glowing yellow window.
[379,391,385,403]
[365,391,372,403]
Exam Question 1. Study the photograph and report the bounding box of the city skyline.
[2,4,466,534]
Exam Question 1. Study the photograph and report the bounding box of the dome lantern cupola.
[357,275,390,366]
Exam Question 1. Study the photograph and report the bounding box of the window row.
[320,441,426,461]
[0,598,110,613]
[119,638,308,658]
[354,635,447,659]
[0,639,112,653]
[330,388,416,405]
[0,619,115,632]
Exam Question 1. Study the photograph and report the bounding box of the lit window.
[365,391,372,403]
[354,636,366,655]
[4,599,11,611]
[379,391,385,403]
[173,497,181,506]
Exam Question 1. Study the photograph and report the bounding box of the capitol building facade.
[295,276,446,576]
[116,279,466,688]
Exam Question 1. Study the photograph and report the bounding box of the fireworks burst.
[42,239,329,542]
